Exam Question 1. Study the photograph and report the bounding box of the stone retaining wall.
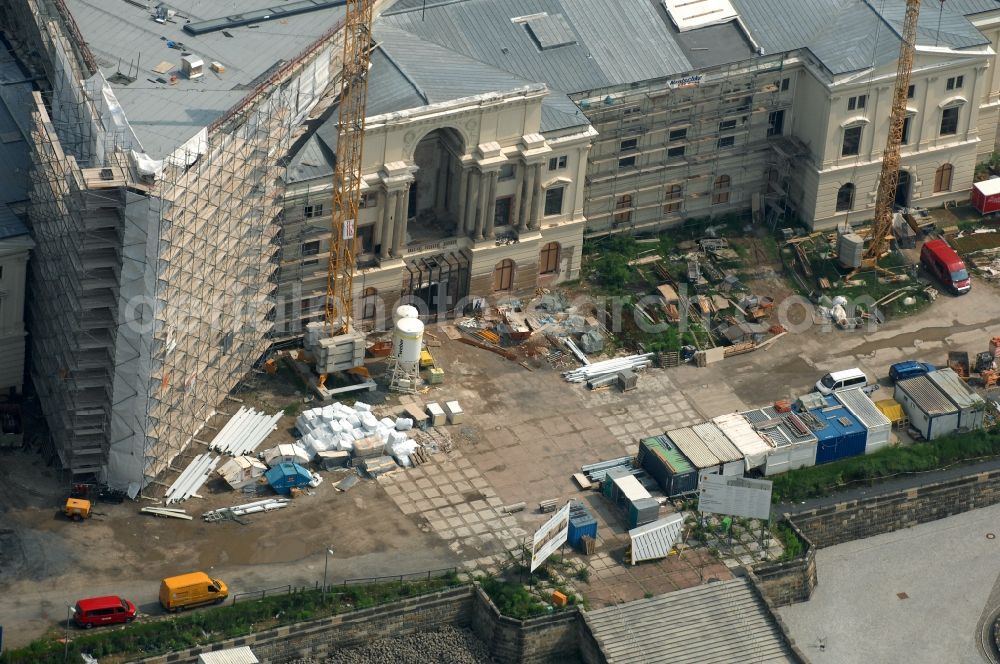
[788,469,1000,549]
[751,520,818,607]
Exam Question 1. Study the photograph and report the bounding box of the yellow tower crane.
[859,0,921,269]
[319,0,375,388]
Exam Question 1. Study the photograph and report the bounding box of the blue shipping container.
[568,502,597,549]
[809,397,867,464]
[265,462,313,494]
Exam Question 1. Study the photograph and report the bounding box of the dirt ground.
[4,240,1000,648]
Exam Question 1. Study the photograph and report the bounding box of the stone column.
[528,163,542,230]
[455,167,469,235]
[379,189,393,260]
[484,171,499,239]
[511,161,525,231]
[475,171,492,240]
[467,169,482,239]
[518,161,534,232]
[392,185,409,256]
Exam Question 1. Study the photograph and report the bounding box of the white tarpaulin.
[530,501,570,571]
[698,473,773,520]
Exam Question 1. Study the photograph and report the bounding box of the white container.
[426,402,446,427]
[444,401,463,425]
[393,317,424,368]
[393,304,419,324]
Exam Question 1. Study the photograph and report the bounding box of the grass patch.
[771,428,1000,503]
[772,521,805,561]
[1,574,461,664]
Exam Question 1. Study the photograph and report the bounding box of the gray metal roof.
[946,0,1000,15]
[835,388,892,430]
[897,375,959,416]
[63,0,346,158]
[691,422,744,464]
[927,368,986,411]
[666,426,722,470]
[733,0,989,75]
[628,513,684,563]
[381,0,695,94]
[587,577,796,663]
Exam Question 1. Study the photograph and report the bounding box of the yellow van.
[159,572,228,612]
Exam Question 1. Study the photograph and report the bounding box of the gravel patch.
[290,626,494,664]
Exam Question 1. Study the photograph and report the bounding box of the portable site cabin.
[805,397,867,464]
[666,427,732,477]
[691,422,745,476]
[262,443,311,466]
[927,368,986,431]
[638,435,699,496]
[834,388,892,454]
[742,407,817,476]
[215,456,268,491]
[894,375,961,440]
[712,413,774,472]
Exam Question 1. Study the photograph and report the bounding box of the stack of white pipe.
[164,453,220,504]
[562,353,654,383]
[203,498,290,520]
[210,407,283,456]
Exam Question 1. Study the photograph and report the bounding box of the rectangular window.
[622,105,641,122]
[663,185,683,213]
[303,203,324,218]
[901,116,912,145]
[301,240,320,256]
[614,194,633,224]
[847,94,866,111]
[668,127,687,141]
[940,106,959,136]
[767,110,785,137]
[781,77,790,92]
[719,119,737,131]
[618,156,636,169]
[358,193,374,209]
[548,155,568,171]
[841,126,862,156]
[907,84,915,99]
[359,224,375,253]
[620,138,638,152]
[946,75,964,91]
[717,136,735,150]
[498,163,516,180]
[544,187,564,216]
[303,259,319,267]
[667,146,686,158]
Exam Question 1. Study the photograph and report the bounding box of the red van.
[73,596,137,629]
[920,239,971,294]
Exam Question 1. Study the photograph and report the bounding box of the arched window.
[712,175,731,205]
[539,242,560,275]
[361,287,378,321]
[836,183,855,212]
[614,193,633,224]
[663,184,683,213]
[934,163,954,193]
[493,259,515,292]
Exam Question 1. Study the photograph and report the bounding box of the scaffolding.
[19,0,346,492]
[579,53,794,238]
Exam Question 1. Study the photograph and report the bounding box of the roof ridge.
[375,38,430,105]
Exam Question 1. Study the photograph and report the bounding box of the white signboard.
[530,501,571,571]
[697,473,772,521]
[342,218,355,240]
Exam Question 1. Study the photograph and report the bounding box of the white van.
[815,368,868,396]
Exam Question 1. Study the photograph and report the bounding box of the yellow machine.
[419,349,435,369]
[64,498,91,521]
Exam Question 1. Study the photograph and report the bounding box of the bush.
[773,521,804,561]
[771,428,1000,503]
[479,578,548,620]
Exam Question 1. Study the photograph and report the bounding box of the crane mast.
[866,0,921,261]
[325,0,374,336]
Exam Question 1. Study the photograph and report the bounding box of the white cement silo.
[393,317,424,370]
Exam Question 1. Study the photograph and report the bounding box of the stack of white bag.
[295,402,421,467]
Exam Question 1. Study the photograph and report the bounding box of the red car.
[73,595,137,629]
[920,239,971,295]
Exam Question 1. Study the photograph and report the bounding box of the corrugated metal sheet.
[628,513,684,563]
[713,413,773,470]
[666,426,721,470]
[927,368,986,411]
[835,388,892,429]
[896,375,959,416]
[808,399,867,464]
[691,422,743,463]
[587,576,796,663]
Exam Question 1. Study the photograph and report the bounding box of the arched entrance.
[894,170,911,208]
[409,128,465,245]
